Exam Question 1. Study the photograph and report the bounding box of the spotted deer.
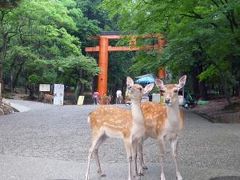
[138,75,187,180]
[85,77,154,180]
[43,93,53,104]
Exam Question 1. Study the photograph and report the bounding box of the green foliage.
[54,55,99,87]
[0,0,21,8]
[108,52,134,93]
[0,0,100,94]
[129,51,159,75]
[102,0,240,99]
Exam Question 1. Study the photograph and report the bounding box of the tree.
[1,0,99,99]
[102,0,240,104]
[0,0,21,8]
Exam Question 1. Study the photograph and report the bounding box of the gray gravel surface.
[0,100,240,180]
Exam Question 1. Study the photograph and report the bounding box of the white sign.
[178,95,184,105]
[53,84,64,105]
[152,93,161,103]
[39,84,51,92]
[77,96,85,105]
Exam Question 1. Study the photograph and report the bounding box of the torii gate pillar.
[98,37,109,96]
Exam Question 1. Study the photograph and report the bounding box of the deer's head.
[155,75,187,106]
[126,77,154,101]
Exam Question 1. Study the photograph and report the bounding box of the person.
[148,92,152,101]
[141,93,149,102]
[116,89,123,104]
[92,91,99,105]
[124,88,131,105]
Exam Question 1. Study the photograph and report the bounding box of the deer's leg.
[159,139,166,180]
[142,146,148,170]
[138,139,147,176]
[124,140,135,180]
[85,133,104,180]
[132,140,140,179]
[170,137,183,180]
[94,135,107,177]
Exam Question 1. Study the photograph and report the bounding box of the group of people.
[92,91,100,104]
[92,91,112,105]
[92,89,127,105]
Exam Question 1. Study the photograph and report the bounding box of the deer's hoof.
[176,172,183,180]
[100,173,106,177]
[97,170,106,177]
[138,168,144,176]
[143,165,148,170]
[160,173,166,180]
[176,175,183,180]
[134,175,141,180]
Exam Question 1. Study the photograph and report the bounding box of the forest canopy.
[101,0,240,103]
[1,0,240,103]
[0,0,101,99]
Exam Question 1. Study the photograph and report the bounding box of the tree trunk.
[192,68,200,97]
[27,84,35,100]
[0,63,3,100]
[0,32,9,100]
[219,72,232,105]
[79,82,84,95]
[12,63,24,90]
[237,83,240,97]
[199,81,208,100]
[208,60,232,105]
[223,79,232,105]
[10,72,13,92]
[0,82,2,103]
[74,82,81,103]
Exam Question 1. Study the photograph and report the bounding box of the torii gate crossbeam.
[85,34,166,96]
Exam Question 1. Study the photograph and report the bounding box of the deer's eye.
[173,89,178,93]
[160,90,165,93]
[139,87,142,91]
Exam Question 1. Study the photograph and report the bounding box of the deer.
[137,75,187,180]
[43,93,53,104]
[85,77,154,180]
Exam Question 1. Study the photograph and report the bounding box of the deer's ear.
[143,83,154,94]
[126,77,134,87]
[155,79,165,90]
[177,75,187,89]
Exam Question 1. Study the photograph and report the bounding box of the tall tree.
[102,0,240,103]
[1,0,99,98]
[0,0,21,8]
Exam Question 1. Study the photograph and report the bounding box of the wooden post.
[158,68,166,79]
[98,37,109,96]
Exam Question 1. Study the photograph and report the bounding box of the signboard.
[77,96,85,105]
[53,84,64,105]
[152,93,161,103]
[178,95,184,105]
[39,84,51,92]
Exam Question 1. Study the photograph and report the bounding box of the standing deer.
[85,77,154,180]
[138,75,187,180]
[43,93,53,104]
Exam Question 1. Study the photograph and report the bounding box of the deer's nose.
[127,86,132,91]
[165,98,171,104]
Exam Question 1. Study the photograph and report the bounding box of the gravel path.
[0,100,240,180]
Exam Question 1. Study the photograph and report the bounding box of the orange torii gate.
[85,33,166,96]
